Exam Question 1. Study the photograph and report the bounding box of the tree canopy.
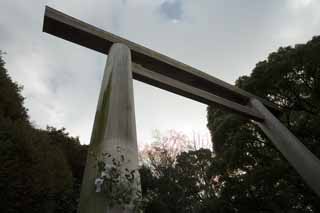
[207,36,320,212]
[140,36,320,212]
[0,51,28,122]
[0,51,88,213]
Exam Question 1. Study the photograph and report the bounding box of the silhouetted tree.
[140,148,215,212]
[207,36,320,212]
[0,51,87,213]
[0,51,28,122]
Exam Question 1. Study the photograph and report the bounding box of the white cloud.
[289,0,314,9]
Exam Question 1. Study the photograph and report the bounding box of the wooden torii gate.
[42,6,320,213]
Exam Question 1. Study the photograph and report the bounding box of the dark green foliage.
[139,36,320,212]
[0,51,28,122]
[206,36,320,212]
[0,119,74,213]
[0,51,88,212]
[46,127,88,195]
[144,200,170,213]
[141,148,217,213]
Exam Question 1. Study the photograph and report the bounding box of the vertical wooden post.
[250,99,320,197]
[78,43,140,213]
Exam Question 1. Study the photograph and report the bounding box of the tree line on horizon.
[1,35,320,212]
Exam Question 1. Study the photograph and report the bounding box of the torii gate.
[42,6,320,213]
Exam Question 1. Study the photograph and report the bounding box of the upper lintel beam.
[43,6,281,114]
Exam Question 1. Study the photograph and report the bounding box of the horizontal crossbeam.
[133,64,264,121]
[42,6,281,117]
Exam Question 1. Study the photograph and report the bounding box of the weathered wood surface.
[42,6,281,115]
[78,43,140,213]
[250,99,320,197]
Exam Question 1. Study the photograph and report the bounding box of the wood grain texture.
[78,43,140,213]
[42,6,281,115]
[250,99,320,197]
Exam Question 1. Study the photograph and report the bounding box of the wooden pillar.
[78,43,140,213]
[250,99,320,197]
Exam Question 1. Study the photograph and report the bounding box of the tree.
[46,126,88,208]
[207,36,320,212]
[139,130,217,212]
[139,129,211,166]
[0,51,87,212]
[0,51,28,122]
[140,148,216,213]
[0,114,75,213]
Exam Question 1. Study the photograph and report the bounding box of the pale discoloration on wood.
[78,43,140,213]
[250,99,320,197]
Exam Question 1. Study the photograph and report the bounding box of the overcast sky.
[1,0,320,146]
